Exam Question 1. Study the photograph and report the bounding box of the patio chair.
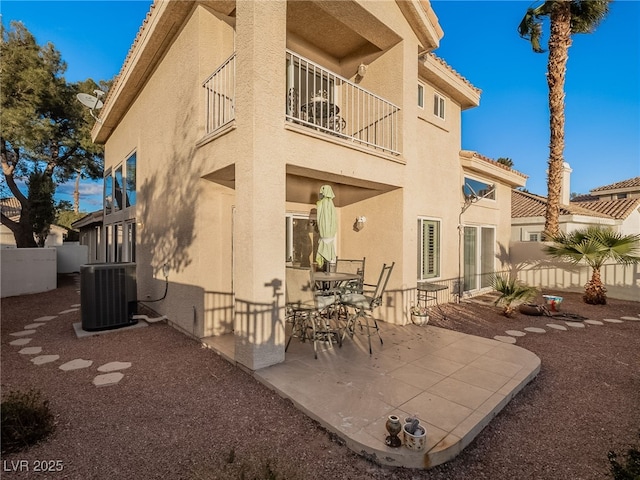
[340,262,394,355]
[335,257,366,294]
[285,266,340,359]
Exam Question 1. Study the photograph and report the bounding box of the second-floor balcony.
[203,50,400,155]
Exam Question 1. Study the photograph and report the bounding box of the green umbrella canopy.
[315,185,337,268]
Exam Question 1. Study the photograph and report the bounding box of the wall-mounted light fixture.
[353,216,367,232]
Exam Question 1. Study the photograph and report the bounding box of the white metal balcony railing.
[286,50,400,155]
[203,53,236,134]
[203,51,400,155]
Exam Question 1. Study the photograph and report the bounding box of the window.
[616,193,627,199]
[529,233,539,242]
[463,176,495,201]
[126,153,136,207]
[418,83,424,109]
[433,92,445,119]
[418,218,440,280]
[104,170,113,215]
[114,166,123,211]
[286,214,314,266]
[125,221,136,262]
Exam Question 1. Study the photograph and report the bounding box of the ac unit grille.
[81,263,137,331]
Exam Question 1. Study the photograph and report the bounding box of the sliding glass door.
[463,225,495,294]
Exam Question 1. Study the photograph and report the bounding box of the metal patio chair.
[340,262,394,355]
[285,266,340,359]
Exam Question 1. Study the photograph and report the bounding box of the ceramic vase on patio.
[384,415,402,448]
[403,418,426,451]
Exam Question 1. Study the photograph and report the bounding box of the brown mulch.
[1,275,639,479]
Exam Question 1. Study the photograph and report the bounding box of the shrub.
[1,389,55,454]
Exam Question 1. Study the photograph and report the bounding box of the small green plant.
[608,434,640,480]
[491,274,538,317]
[1,389,56,454]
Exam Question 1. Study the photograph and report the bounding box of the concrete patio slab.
[203,322,540,470]
[72,321,148,339]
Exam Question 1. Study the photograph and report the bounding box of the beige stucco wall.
[99,0,522,369]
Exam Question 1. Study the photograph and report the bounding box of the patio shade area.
[202,322,540,469]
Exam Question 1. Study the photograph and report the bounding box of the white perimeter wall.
[1,248,57,298]
[510,241,640,302]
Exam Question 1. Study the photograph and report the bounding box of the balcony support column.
[232,0,287,370]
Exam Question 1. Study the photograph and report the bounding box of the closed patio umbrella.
[315,184,337,269]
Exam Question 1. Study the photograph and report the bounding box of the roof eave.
[92,1,195,144]
[396,0,443,52]
[460,151,527,188]
[420,54,480,110]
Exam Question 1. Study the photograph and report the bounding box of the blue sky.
[2,0,639,211]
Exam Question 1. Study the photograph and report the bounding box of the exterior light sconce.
[353,216,367,232]
[355,64,368,83]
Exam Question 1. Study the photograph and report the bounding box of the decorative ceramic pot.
[403,422,427,451]
[385,415,402,448]
[411,313,430,326]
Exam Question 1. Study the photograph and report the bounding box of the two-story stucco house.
[91,0,526,370]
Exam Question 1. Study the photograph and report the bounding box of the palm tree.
[491,274,538,317]
[518,0,611,238]
[544,227,640,305]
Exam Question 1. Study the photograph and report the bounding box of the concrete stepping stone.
[524,327,546,333]
[620,316,640,322]
[33,316,57,322]
[58,308,79,314]
[19,346,42,355]
[59,359,93,371]
[505,330,526,337]
[10,330,36,337]
[31,355,60,365]
[603,318,623,323]
[494,335,516,344]
[10,338,33,346]
[584,320,604,326]
[566,321,585,328]
[71,304,80,308]
[24,323,46,329]
[93,372,124,387]
[98,361,132,372]
[546,323,568,331]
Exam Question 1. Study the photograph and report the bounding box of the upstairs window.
[126,153,136,207]
[104,170,113,215]
[114,166,123,211]
[464,176,495,201]
[418,83,425,109]
[433,92,445,120]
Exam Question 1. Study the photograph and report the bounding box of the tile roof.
[468,152,528,180]
[511,190,612,219]
[425,53,481,94]
[591,176,640,193]
[570,198,640,220]
[0,197,21,222]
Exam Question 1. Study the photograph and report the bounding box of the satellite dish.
[76,91,105,122]
[464,182,478,201]
[76,93,103,109]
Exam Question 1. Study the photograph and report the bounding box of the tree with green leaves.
[544,226,640,305]
[518,0,611,238]
[0,21,104,247]
[496,157,514,168]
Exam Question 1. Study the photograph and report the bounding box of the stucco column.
[233,0,287,370]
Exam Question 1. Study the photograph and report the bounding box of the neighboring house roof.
[570,198,640,220]
[511,190,612,219]
[0,197,22,222]
[570,193,598,202]
[591,176,640,193]
[71,210,104,229]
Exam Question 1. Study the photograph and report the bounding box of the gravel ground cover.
[1,274,639,480]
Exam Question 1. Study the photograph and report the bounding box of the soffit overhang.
[92,1,196,144]
[460,150,527,189]
[395,0,443,52]
[420,54,480,110]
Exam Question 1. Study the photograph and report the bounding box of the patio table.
[417,281,448,319]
